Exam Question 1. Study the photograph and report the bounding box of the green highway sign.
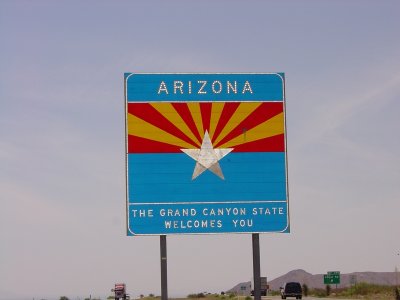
[324,271,341,284]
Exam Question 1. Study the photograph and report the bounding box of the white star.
[181,131,233,180]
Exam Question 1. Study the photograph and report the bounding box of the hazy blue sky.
[1,1,399,299]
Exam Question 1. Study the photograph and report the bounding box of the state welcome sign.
[125,73,289,235]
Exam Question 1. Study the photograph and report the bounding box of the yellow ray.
[127,113,196,149]
[150,103,201,146]
[209,102,225,141]
[187,102,204,138]
[219,112,284,148]
[213,102,262,145]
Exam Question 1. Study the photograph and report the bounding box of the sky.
[1,0,400,299]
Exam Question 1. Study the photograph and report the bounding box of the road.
[259,297,357,300]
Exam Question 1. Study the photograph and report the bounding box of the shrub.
[187,293,205,298]
[302,284,309,296]
[310,288,326,297]
[339,282,395,297]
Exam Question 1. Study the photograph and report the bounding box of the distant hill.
[227,269,398,294]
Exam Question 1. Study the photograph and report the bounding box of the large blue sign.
[125,73,289,235]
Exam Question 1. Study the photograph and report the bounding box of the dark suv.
[280,282,302,299]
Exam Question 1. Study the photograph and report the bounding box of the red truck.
[112,283,129,300]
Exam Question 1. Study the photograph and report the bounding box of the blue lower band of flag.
[127,152,287,203]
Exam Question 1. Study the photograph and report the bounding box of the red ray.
[128,135,182,153]
[200,102,212,133]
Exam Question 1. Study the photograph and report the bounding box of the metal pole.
[252,233,261,300]
[160,235,168,300]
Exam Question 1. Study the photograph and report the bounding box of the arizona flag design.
[125,73,289,235]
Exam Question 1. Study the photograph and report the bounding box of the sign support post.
[160,235,168,300]
[252,233,261,300]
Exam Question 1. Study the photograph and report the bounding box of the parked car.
[280,282,302,299]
